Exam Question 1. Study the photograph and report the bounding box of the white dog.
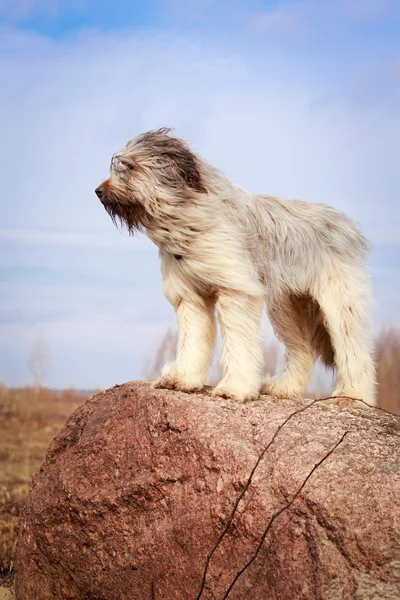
[96,128,376,405]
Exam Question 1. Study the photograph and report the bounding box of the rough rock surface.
[16,382,400,600]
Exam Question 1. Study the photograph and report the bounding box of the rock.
[16,382,400,600]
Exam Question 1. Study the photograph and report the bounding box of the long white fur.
[97,129,376,405]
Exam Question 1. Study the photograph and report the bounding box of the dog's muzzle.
[95,185,106,200]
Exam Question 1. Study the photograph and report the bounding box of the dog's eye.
[111,156,135,173]
[121,160,135,170]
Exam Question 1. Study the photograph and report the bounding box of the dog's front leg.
[213,292,263,402]
[153,295,216,393]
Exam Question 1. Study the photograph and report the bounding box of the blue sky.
[0,0,399,388]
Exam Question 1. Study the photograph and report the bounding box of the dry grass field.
[1,328,399,587]
[0,386,91,582]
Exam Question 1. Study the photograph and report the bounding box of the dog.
[95,128,376,405]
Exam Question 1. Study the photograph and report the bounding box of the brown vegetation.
[374,328,400,414]
[0,386,90,577]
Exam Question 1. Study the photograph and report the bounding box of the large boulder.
[16,382,400,599]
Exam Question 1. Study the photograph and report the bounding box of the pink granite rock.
[16,382,400,599]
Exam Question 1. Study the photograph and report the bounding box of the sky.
[0,0,399,388]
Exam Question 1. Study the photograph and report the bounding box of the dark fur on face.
[135,128,208,194]
[100,190,149,234]
[95,128,208,234]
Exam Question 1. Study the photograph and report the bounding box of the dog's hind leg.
[261,296,314,399]
[212,292,264,402]
[312,266,376,406]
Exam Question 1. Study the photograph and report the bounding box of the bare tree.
[144,329,178,380]
[28,335,49,391]
[145,328,282,385]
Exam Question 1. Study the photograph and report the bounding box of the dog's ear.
[170,145,208,194]
[141,129,208,194]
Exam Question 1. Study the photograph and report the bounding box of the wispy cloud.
[161,0,216,21]
[249,5,312,40]
[0,0,85,22]
[2,27,398,241]
[248,0,400,41]
[343,0,399,20]
[0,227,152,249]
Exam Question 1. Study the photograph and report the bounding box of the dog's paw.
[260,379,304,400]
[152,362,181,391]
[152,373,204,393]
[152,376,177,391]
[212,380,259,403]
[331,387,375,408]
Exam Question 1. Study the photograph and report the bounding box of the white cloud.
[0,227,153,250]
[1,24,399,386]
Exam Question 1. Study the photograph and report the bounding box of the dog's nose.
[95,185,106,199]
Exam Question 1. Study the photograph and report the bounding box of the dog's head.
[95,128,207,233]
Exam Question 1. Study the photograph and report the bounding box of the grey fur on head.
[96,128,376,405]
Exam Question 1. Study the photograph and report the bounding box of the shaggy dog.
[95,128,376,405]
